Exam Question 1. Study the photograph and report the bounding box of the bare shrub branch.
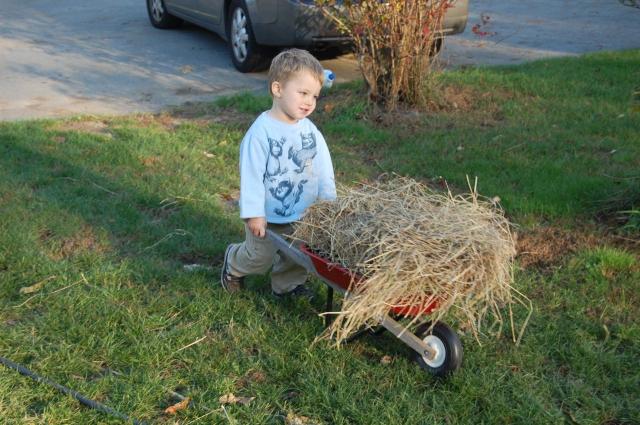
[319,0,454,110]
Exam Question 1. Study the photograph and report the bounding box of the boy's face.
[270,70,322,124]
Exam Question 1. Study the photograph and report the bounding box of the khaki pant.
[225,223,307,294]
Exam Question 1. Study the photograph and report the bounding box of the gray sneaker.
[220,245,244,293]
[272,285,315,301]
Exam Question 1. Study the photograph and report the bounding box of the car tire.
[146,0,182,29]
[429,38,443,57]
[227,0,271,72]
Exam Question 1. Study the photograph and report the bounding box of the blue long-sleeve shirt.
[238,112,336,223]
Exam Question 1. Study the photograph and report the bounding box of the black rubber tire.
[146,0,182,29]
[429,38,443,57]
[414,321,463,377]
[312,44,354,61]
[227,0,270,72]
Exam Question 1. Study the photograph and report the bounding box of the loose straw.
[292,176,531,345]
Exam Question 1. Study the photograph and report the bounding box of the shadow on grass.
[1,139,238,277]
[0,133,349,333]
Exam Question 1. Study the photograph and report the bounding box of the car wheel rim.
[151,0,164,22]
[231,8,249,62]
[421,334,446,368]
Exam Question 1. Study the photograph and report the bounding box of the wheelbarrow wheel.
[414,321,463,377]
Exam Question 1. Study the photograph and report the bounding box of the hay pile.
[293,176,530,345]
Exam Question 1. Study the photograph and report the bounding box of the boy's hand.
[246,217,267,238]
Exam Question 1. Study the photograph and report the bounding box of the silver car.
[146,0,469,72]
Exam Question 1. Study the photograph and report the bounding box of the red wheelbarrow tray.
[264,229,464,378]
[298,243,439,317]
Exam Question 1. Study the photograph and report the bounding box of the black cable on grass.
[0,355,144,424]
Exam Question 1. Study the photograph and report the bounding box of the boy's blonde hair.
[268,48,324,96]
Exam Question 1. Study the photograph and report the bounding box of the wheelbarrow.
[266,229,463,377]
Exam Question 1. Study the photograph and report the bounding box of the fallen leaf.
[236,396,255,405]
[286,412,311,425]
[203,151,215,158]
[19,276,56,295]
[219,393,237,404]
[219,393,255,405]
[164,397,190,415]
[380,355,393,365]
[323,103,335,113]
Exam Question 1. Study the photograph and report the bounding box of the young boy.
[220,48,336,299]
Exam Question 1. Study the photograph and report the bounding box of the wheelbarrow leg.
[325,287,334,327]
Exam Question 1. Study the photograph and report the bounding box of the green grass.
[1,50,639,424]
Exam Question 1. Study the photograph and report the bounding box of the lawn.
[0,50,638,424]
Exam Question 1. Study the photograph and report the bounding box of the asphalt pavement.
[1,0,638,121]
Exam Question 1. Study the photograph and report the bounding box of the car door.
[191,0,224,25]
[165,0,201,21]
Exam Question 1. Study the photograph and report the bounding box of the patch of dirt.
[41,226,105,260]
[432,84,479,112]
[316,82,514,137]
[140,155,161,168]
[132,113,182,130]
[516,225,604,270]
[219,190,240,211]
[53,119,113,137]
[170,102,253,127]
[236,369,267,389]
[427,84,515,127]
[371,108,426,130]
[130,107,251,131]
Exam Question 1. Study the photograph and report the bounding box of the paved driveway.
[1,0,639,121]
[443,0,640,67]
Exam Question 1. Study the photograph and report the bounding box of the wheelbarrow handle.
[265,229,349,297]
[265,229,316,273]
